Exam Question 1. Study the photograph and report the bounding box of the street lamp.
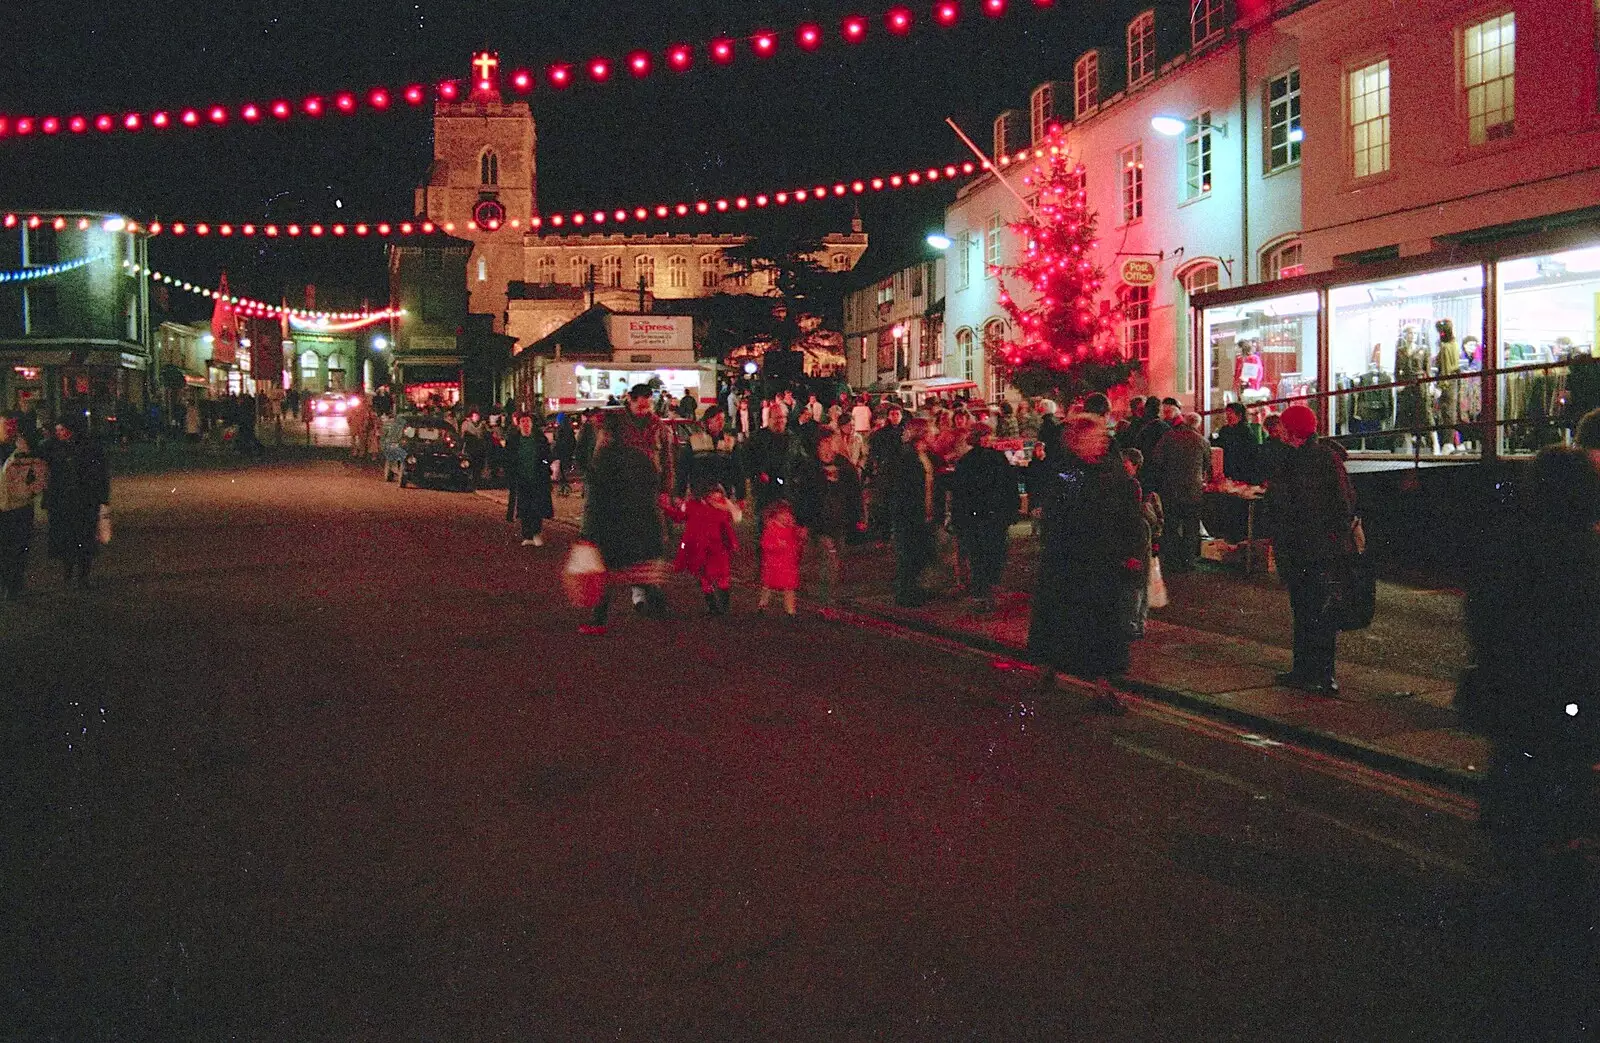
[371,335,388,351]
[925,232,953,251]
[1149,115,1186,137]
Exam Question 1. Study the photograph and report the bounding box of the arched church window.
[667,255,687,289]
[480,149,499,186]
[536,256,555,285]
[700,254,721,289]
[601,256,622,289]
[570,256,590,285]
[635,255,655,289]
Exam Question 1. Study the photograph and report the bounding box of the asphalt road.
[0,458,1558,1041]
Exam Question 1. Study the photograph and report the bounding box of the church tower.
[414,52,535,330]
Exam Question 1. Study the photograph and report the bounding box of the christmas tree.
[992,142,1139,403]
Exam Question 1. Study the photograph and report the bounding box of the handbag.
[1325,550,1375,631]
[1146,555,1169,609]
[561,540,607,609]
[96,505,113,546]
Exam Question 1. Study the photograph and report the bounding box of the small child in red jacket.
[673,480,740,615]
[758,499,804,620]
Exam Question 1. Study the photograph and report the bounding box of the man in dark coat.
[578,386,675,632]
[1133,396,1169,464]
[42,416,110,588]
[865,404,905,543]
[1212,402,1262,483]
[1027,413,1146,713]
[676,405,741,501]
[1149,412,1210,571]
[1262,404,1356,694]
[553,414,578,496]
[745,404,803,524]
[950,424,1020,609]
[889,418,938,607]
[509,412,554,546]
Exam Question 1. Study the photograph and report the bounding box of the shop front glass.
[572,365,704,404]
[1327,266,1484,455]
[1201,291,1319,428]
[1497,246,1600,453]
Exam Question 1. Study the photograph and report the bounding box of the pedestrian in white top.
[851,396,873,435]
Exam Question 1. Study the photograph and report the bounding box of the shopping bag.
[1147,556,1169,609]
[1326,552,1376,631]
[562,540,607,609]
[96,505,112,546]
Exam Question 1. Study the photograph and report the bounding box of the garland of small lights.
[0,251,107,283]
[0,2,1056,144]
[0,145,1081,238]
[123,260,403,322]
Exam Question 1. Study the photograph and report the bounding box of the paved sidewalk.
[474,485,1487,793]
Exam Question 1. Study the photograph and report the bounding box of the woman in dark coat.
[578,413,669,631]
[42,416,110,588]
[509,413,554,546]
[1026,413,1146,713]
[791,430,863,605]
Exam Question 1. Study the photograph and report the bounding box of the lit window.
[1464,13,1515,144]
[1184,113,1213,200]
[476,256,488,282]
[480,149,498,186]
[1074,53,1099,118]
[570,256,590,285]
[1031,83,1054,144]
[700,254,721,288]
[1182,262,1221,297]
[601,256,621,289]
[1192,0,1225,47]
[536,256,555,284]
[1266,68,1301,171]
[985,213,1003,273]
[1120,143,1144,223]
[635,255,655,289]
[830,252,849,270]
[667,255,687,289]
[1127,11,1155,88]
[1262,239,1304,280]
[1349,59,1391,177]
[1122,285,1151,362]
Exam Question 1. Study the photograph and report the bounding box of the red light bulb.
[123,113,141,131]
[271,100,291,119]
[668,44,693,70]
[711,38,734,63]
[335,93,355,113]
[510,69,532,91]
[984,0,1006,14]
[438,81,458,100]
[797,24,822,49]
[627,51,651,76]
[69,116,87,133]
[404,84,425,105]
[241,104,260,122]
[301,97,321,116]
[753,32,776,55]
[41,116,59,133]
[935,2,959,25]
[96,114,115,132]
[548,64,571,87]
[842,15,868,40]
[588,58,610,81]
[369,88,390,109]
[886,7,913,33]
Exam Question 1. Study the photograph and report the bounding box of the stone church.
[412,53,869,354]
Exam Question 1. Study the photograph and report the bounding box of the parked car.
[397,417,474,491]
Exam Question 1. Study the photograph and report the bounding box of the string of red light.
[1,144,1074,237]
[122,259,401,321]
[0,1,1054,143]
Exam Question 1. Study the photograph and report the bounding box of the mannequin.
[1459,335,1483,451]
[1434,319,1460,453]
[1352,342,1395,451]
[1393,326,1435,453]
[1234,340,1265,395]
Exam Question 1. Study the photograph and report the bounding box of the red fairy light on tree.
[992,137,1138,401]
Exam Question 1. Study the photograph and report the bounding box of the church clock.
[473,199,507,229]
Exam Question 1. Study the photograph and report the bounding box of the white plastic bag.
[1147,556,1169,609]
[562,540,606,609]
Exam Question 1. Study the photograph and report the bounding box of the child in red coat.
[673,480,740,615]
[758,499,804,620]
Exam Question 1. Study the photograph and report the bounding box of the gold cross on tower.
[472,52,498,82]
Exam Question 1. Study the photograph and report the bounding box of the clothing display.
[1393,328,1432,433]
[1434,320,1461,445]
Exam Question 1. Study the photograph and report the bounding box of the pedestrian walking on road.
[672,479,740,615]
[42,416,110,589]
[1,417,47,600]
[577,386,674,633]
[950,423,1019,612]
[460,409,489,484]
[1464,444,1600,1041]
[757,500,804,620]
[509,413,554,547]
[1261,403,1356,695]
[792,431,862,606]
[554,415,578,496]
[1027,413,1147,714]
[889,418,937,608]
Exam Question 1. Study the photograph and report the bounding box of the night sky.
[0,0,1105,319]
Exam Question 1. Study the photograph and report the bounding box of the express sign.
[1120,258,1157,286]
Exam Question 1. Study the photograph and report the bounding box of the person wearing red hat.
[1262,403,1357,694]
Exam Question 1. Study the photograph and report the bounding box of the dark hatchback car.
[397,418,474,491]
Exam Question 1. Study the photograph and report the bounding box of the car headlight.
[406,455,417,465]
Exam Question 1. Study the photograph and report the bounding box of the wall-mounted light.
[926,232,953,250]
[1149,115,1185,136]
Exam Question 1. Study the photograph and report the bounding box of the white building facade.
[943,0,1305,404]
[842,256,946,394]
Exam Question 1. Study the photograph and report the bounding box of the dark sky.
[0,0,1101,319]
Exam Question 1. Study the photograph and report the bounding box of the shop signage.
[605,315,691,358]
[1120,258,1157,286]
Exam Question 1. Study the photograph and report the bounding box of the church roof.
[523,304,616,359]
